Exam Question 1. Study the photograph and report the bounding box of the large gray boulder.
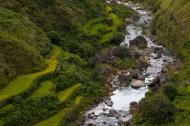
[131,79,145,88]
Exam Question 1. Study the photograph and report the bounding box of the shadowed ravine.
[83,1,174,126]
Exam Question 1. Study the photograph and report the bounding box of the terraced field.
[31,81,54,98]
[34,96,82,126]
[81,5,122,44]
[58,83,81,102]
[0,45,61,101]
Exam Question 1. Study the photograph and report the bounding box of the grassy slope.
[34,96,82,126]
[0,7,50,87]
[31,81,54,98]
[57,83,81,102]
[0,45,61,101]
[81,5,122,44]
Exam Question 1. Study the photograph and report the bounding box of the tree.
[137,94,175,124]
[162,83,178,101]
[47,31,61,44]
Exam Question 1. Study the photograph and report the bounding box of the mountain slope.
[0,7,50,87]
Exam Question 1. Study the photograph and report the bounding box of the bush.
[111,32,125,45]
[113,46,129,58]
[47,31,61,44]
[162,83,178,101]
[136,94,175,125]
[39,0,57,6]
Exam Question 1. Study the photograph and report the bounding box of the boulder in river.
[131,79,145,88]
[137,56,149,70]
[118,74,132,84]
[129,35,148,49]
[154,47,163,54]
[105,100,113,107]
[109,110,118,116]
[128,47,140,58]
[129,69,145,80]
[133,15,140,21]
[148,75,160,87]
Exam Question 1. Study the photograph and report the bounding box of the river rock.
[159,74,166,84]
[154,47,163,54]
[131,79,145,88]
[148,75,160,87]
[109,110,117,116]
[106,100,113,107]
[118,74,131,84]
[103,66,112,76]
[130,101,138,108]
[129,35,148,49]
[129,69,140,79]
[133,15,140,21]
[161,67,167,73]
[138,74,146,80]
[137,56,149,70]
[128,47,140,58]
[129,69,145,80]
[87,123,96,126]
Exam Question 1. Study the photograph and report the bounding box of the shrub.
[136,94,175,125]
[39,0,57,6]
[162,83,178,101]
[113,46,129,58]
[47,31,61,45]
[111,32,125,45]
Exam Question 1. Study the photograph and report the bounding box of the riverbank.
[130,0,190,126]
[83,1,174,126]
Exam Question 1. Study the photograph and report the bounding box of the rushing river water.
[83,2,174,126]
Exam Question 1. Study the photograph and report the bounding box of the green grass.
[82,17,108,35]
[34,96,82,126]
[31,81,54,98]
[0,104,13,113]
[174,96,190,111]
[0,7,50,87]
[99,13,122,44]
[57,83,81,102]
[106,6,112,13]
[0,45,61,101]
[81,5,122,44]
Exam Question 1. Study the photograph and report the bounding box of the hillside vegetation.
[0,0,136,126]
[131,0,190,126]
[0,7,50,87]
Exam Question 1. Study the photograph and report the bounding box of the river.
[83,1,174,126]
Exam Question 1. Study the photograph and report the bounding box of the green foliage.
[0,7,50,87]
[113,47,129,58]
[39,0,57,6]
[113,4,135,19]
[132,1,190,125]
[47,31,61,45]
[111,32,125,45]
[0,45,61,102]
[31,81,54,98]
[134,94,175,125]
[4,96,60,126]
[0,1,136,126]
[161,83,178,101]
[57,84,81,102]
